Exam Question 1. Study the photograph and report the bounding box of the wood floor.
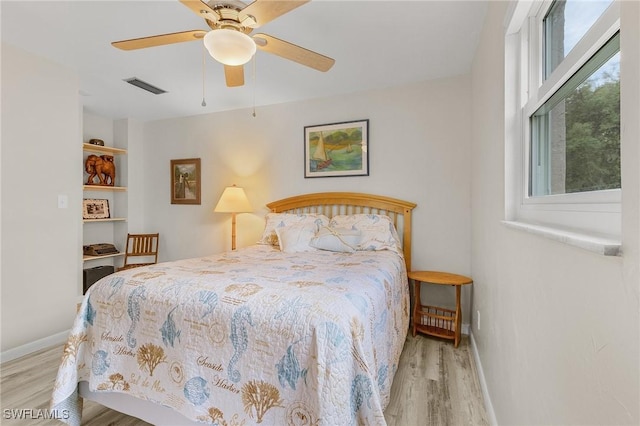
[1,334,488,425]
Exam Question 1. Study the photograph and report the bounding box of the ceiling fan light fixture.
[203,29,256,66]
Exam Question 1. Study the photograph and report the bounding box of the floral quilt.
[51,245,409,426]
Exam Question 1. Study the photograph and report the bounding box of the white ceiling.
[1,0,487,122]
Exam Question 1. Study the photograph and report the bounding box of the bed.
[51,192,416,426]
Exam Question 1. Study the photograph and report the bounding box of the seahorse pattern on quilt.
[51,244,409,426]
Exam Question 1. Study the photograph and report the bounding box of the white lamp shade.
[203,29,256,66]
[214,186,252,213]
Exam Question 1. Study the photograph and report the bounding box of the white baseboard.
[470,331,498,426]
[0,329,70,364]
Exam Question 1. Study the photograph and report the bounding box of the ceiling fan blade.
[179,0,220,23]
[253,33,335,72]
[112,30,206,50]
[240,0,309,28]
[224,65,245,87]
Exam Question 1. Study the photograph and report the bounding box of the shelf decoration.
[83,199,110,220]
[85,154,116,186]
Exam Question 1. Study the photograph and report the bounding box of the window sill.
[501,221,621,256]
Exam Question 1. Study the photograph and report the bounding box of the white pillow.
[329,214,402,254]
[309,226,362,253]
[258,213,329,246]
[275,224,317,253]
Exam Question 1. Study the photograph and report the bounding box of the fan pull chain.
[252,54,256,117]
[201,43,207,107]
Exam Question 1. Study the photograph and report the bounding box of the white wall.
[470,2,639,425]
[115,119,145,233]
[1,44,82,352]
[143,76,473,317]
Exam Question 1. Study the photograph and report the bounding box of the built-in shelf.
[83,252,125,262]
[83,218,127,224]
[82,143,127,155]
[83,185,127,192]
[81,141,128,287]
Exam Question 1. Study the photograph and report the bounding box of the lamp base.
[231,212,237,251]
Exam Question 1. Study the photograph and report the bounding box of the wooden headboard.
[266,192,417,270]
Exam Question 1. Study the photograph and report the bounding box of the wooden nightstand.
[409,270,473,347]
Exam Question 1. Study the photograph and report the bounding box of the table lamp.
[214,185,252,250]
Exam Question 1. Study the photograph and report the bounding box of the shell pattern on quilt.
[51,245,409,426]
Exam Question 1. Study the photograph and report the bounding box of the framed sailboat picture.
[304,119,369,178]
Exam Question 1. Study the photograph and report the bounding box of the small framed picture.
[171,158,201,205]
[304,119,369,178]
[83,199,110,219]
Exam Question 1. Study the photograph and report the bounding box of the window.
[531,33,620,197]
[543,1,613,78]
[506,0,621,239]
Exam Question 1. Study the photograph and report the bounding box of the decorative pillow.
[329,214,402,254]
[258,213,329,246]
[275,223,318,253]
[309,226,362,253]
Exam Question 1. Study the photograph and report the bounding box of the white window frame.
[506,0,621,239]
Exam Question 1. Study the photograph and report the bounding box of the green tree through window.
[565,68,620,193]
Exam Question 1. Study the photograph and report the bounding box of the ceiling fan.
[112,0,335,87]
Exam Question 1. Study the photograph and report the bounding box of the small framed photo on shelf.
[171,158,201,205]
[83,199,110,220]
[304,119,369,178]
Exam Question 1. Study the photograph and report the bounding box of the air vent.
[123,77,167,95]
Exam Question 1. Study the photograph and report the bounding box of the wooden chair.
[119,233,159,271]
